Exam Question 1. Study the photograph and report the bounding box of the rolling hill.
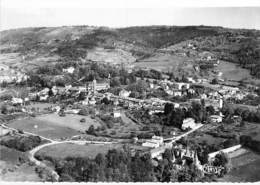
[0,25,259,80]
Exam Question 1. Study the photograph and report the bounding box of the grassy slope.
[0,25,259,80]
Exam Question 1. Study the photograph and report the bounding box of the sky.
[1,0,260,30]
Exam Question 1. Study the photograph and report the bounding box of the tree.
[162,149,173,162]
[101,97,110,105]
[1,105,8,114]
[164,103,174,115]
[211,78,219,84]
[110,78,121,87]
[87,125,95,135]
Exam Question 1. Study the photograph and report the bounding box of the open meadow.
[35,143,123,160]
[8,113,101,140]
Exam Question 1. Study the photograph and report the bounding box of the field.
[35,143,123,160]
[0,145,42,182]
[219,150,260,182]
[135,53,194,73]
[8,113,101,140]
[216,60,252,81]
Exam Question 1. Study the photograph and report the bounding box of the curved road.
[1,124,116,181]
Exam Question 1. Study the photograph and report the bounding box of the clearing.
[8,113,101,140]
[216,60,252,81]
[135,53,194,74]
[35,143,123,160]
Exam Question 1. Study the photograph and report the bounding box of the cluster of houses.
[0,69,28,84]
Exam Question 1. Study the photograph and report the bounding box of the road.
[164,123,204,143]
[1,123,117,181]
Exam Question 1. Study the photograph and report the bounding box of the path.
[1,123,117,181]
[164,123,204,143]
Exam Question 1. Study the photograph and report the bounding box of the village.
[1,51,260,182]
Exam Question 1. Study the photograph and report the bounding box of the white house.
[113,110,121,118]
[142,140,160,148]
[174,82,190,90]
[165,89,173,96]
[39,95,49,101]
[63,67,75,74]
[182,118,196,131]
[52,106,61,113]
[119,89,131,98]
[11,97,23,105]
[88,97,96,105]
[209,115,223,123]
[173,90,182,97]
[187,77,195,83]
[0,127,11,136]
[150,146,167,159]
[39,88,50,96]
[142,135,164,148]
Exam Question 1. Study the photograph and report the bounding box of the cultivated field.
[35,143,123,159]
[8,113,101,140]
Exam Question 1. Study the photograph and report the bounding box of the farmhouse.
[182,118,196,131]
[63,66,75,74]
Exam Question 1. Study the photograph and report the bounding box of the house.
[148,109,164,115]
[119,89,131,98]
[209,115,223,123]
[182,118,196,131]
[38,88,50,96]
[64,109,81,114]
[82,99,89,105]
[11,97,23,105]
[188,89,195,94]
[150,146,167,159]
[0,127,11,136]
[39,95,49,101]
[88,97,96,105]
[174,82,190,90]
[113,110,121,118]
[52,106,61,113]
[187,77,195,83]
[142,140,160,148]
[63,67,75,74]
[174,103,180,108]
[173,90,182,97]
[165,89,173,96]
[142,135,164,148]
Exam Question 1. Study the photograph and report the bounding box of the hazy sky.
[1,0,260,30]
